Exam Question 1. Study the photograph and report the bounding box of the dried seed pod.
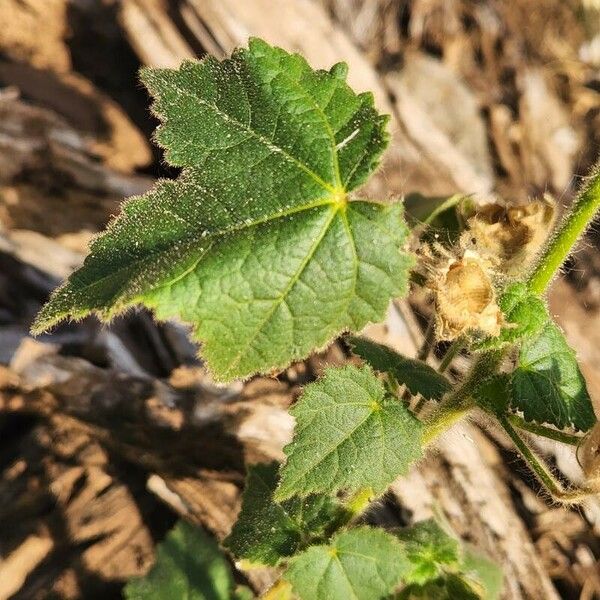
[426,249,504,340]
[460,196,556,277]
[577,422,600,488]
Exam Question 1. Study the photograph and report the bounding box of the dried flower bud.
[427,250,504,340]
[460,196,556,277]
[577,422,600,488]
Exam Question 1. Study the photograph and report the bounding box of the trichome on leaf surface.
[34,38,600,599]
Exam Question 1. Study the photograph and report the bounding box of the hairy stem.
[421,348,504,445]
[498,415,595,504]
[528,162,600,295]
[508,414,583,446]
[438,336,465,374]
[417,317,436,362]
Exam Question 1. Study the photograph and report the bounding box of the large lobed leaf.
[32,38,412,381]
[276,365,423,500]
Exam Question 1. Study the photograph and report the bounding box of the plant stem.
[528,163,600,295]
[421,348,504,446]
[422,403,473,446]
[498,415,595,504]
[438,337,465,374]
[416,316,436,362]
[508,414,583,446]
[423,193,464,226]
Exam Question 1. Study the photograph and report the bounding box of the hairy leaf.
[397,575,481,600]
[511,320,596,431]
[224,462,342,565]
[473,375,510,413]
[461,549,503,600]
[394,522,502,599]
[395,520,460,586]
[124,521,236,600]
[349,336,451,400]
[476,283,547,350]
[284,527,409,600]
[33,38,412,381]
[276,365,423,500]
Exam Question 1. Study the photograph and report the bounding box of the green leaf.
[461,549,503,600]
[33,38,413,381]
[394,522,502,599]
[348,337,451,400]
[476,283,547,350]
[284,527,409,600]
[395,520,460,586]
[276,365,423,500]
[124,521,235,600]
[233,586,255,600]
[473,375,510,414]
[511,320,596,431]
[403,193,464,245]
[397,575,480,600]
[224,462,342,565]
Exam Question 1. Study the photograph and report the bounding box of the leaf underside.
[276,365,423,500]
[284,527,409,600]
[348,336,452,401]
[33,38,412,381]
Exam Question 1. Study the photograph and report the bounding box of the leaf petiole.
[507,414,583,446]
[497,415,595,504]
[438,336,465,374]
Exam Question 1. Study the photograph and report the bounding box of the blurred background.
[0,1,599,598]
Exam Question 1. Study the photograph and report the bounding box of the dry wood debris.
[0,0,599,598]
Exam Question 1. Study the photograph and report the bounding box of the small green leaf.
[284,527,410,600]
[33,38,413,382]
[224,462,342,565]
[397,574,480,599]
[276,365,423,500]
[348,337,452,400]
[477,283,547,350]
[233,586,255,600]
[403,193,464,244]
[394,522,502,599]
[124,521,234,600]
[395,520,460,586]
[511,320,596,431]
[461,548,503,600]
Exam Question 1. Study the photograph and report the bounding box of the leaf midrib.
[221,205,340,377]
[173,83,339,193]
[280,401,381,496]
[50,196,339,305]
